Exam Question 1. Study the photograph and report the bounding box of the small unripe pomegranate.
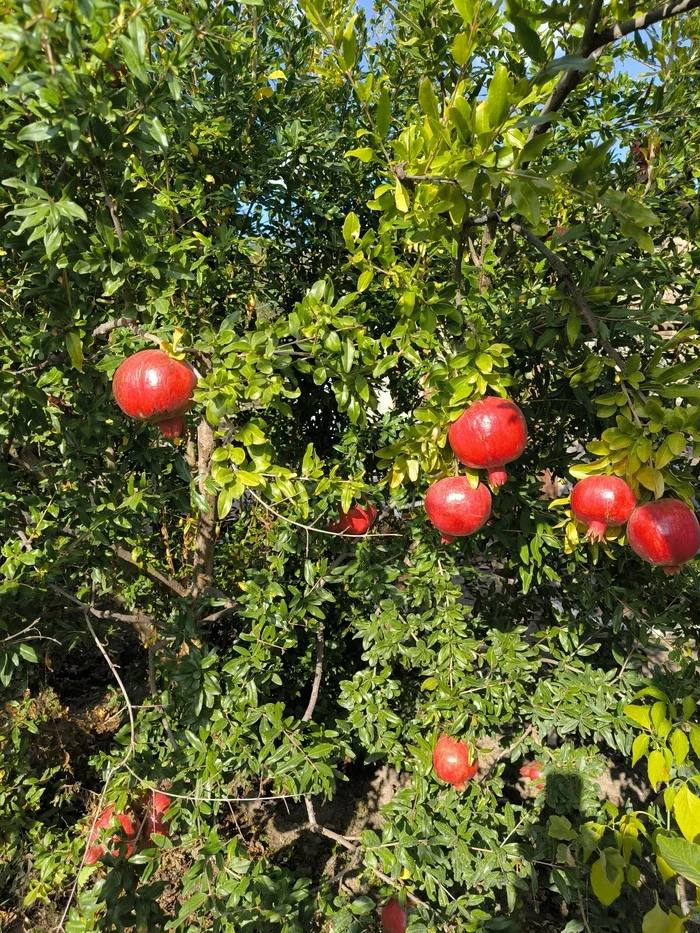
[85,806,137,865]
[432,734,478,790]
[329,501,377,535]
[519,761,545,790]
[628,499,700,575]
[424,476,491,544]
[570,475,636,542]
[112,349,197,438]
[381,897,407,933]
[448,396,528,487]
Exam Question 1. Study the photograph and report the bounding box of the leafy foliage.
[1,0,700,930]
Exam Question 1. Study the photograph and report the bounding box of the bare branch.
[92,317,161,345]
[111,544,189,598]
[301,625,325,723]
[190,417,218,597]
[594,0,700,45]
[50,584,158,642]
[304,796,430,909]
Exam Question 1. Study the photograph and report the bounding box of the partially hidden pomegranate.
[627,499,700,575]
[140,791,172,846]
[519,761,545,790]
[448,396,528,488]
[424,476,491,544]
[432,734,478,790]
[329,501,377,536]
[85,806,137,865]
[570,475,636,542]
[112,349,197,438]
[381,897,407,933]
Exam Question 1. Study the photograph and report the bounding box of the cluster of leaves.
[2,0,700,931]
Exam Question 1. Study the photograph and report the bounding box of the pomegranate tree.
[627,499,700,575]
[112,349,198,438]
[424,476,491,544]
[381,897,407,933]
[432,734,478,790]
[329,501,377,535]
[570,475,636,542]
[448,396,528,487]
[84,806,137,865]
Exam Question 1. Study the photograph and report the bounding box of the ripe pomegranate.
[519,761,545,790]
[329,501,377,535]
[381,897,407,933]
[432,734,478,790]
[627,499,700,575]
[140,791,172,846]
[112,349,197,438]
[424,476,491,544]
[448,396,528,487]
[570,475,636,542]
[85,806,137,865]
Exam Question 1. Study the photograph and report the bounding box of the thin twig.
[304,796,430,909]
[248,490,403,538]
[301,625,325,722]
[50,584,158,642]
[56,613,136,932]
[96,165,123,242]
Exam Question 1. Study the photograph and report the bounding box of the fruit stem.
[440,533,455,544]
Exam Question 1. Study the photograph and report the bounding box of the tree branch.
[594,0,700,45]
[304,796,430,910]
[190,417,218,596]
[111,544,189,598]
[92,317,161,345]
[50,584,158,643]
[97,165,123,242]
[301,625,325,722]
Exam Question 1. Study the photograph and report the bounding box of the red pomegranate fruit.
[85,806,137,865]
[519,761,545,790]
[329,501,377,535]
[432,734,478,790]
[112,349,198,438]
[448,396,528,487]
[570,475,636,542]
[381,897,407,933]
[140,791,172,846]
[424,476,491,544]
[627,499,700,575]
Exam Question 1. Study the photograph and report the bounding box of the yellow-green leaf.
[670,729,690,767]
[485,65,511,127]
[690,724,700,759]
[648,749,670,791]
[452,33,470,67]
[625,704,652,730]
[632,733,650,766]
[395,179,411,213]
[656,835,700,886]
[656,854,675,883]
[590,857,623,906]
[673,785,700,843]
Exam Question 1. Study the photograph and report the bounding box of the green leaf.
[418,77,439,120]
[375,88,391,137]
[454,0,475,23]
[691,725,700,759]
[65,333,84,372]
[343,211,360,249]
[656,835,700,886]
[590,856,623,906]
[486,66,511,127]
[18,122,59,143]
[148,116,169,149]
[217,487,234,519]
[510,176,540,225]
[673,786,700,843]
[510,15,545,64]
[342,339,355,373]
[357,269,373,292]
[548,815,576,841]
[452,33,471,67]
[571,140,614,187]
